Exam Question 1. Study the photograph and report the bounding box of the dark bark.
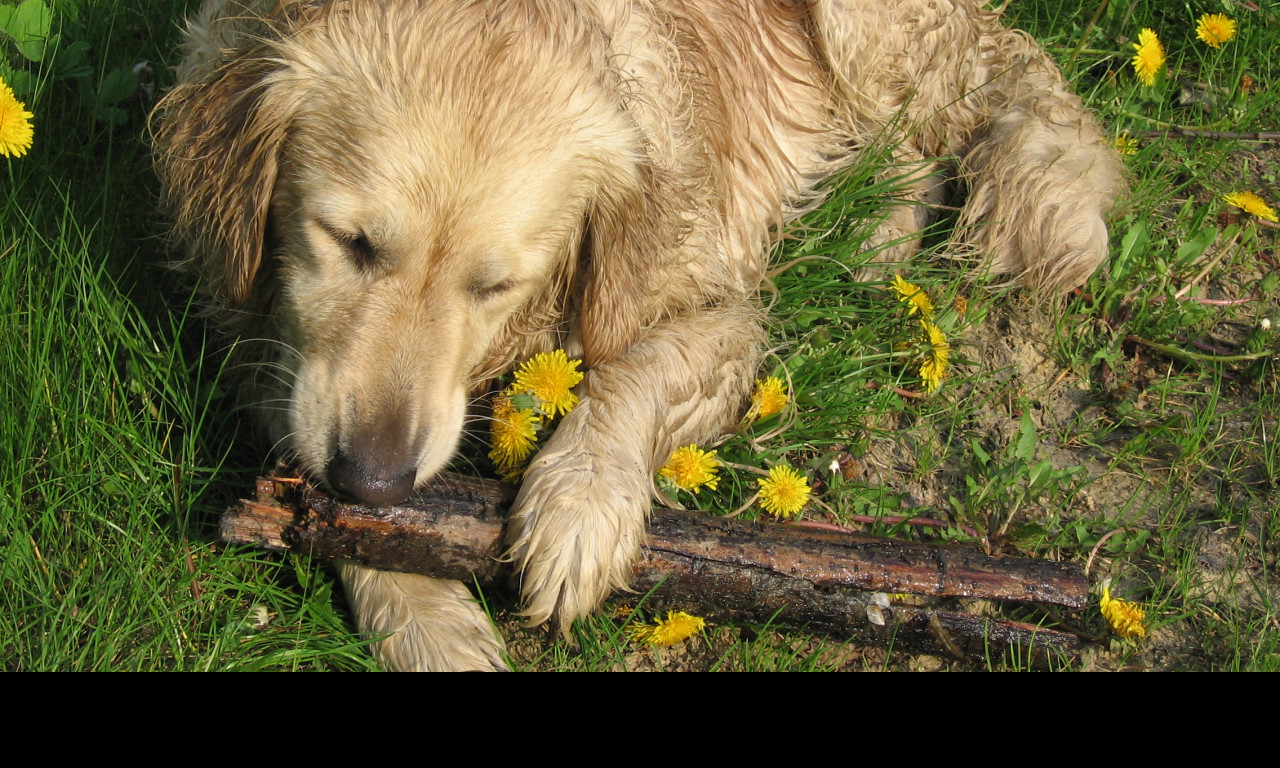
[222,468,1088,666]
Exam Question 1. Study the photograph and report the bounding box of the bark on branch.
[222,469,1089,666]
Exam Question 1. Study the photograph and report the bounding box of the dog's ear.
[579,163,683,367]
[154,47,290,311]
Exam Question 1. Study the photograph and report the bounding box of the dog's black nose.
[326,449,417,507]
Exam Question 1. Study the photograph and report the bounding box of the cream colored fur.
[155,0,1125,670]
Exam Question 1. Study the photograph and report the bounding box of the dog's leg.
[336,560,509,671]
[812,0,1125,291]
[506,303,765,630]
[858,147,944,276]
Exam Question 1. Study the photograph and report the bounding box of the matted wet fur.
[155,0,1125,670]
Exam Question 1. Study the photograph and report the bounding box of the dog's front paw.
[505,405,651,632]
[336,560,509,671]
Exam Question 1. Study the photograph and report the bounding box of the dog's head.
[156,2,659,504]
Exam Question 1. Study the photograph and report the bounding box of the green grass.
[3,0,1277,671]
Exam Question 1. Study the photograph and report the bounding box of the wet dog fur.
[155,0,1125,670]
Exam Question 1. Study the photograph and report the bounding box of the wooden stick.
[222,469,1088,665]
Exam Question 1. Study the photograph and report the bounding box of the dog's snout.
[325,408,423,506]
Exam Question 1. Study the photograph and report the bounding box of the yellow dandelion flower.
[1196,14,1236,48]
[1115,133,1139,156]
[757,464,811,519]
[891,274,933,317]
[511,349,584,417]
[629,611,705,647]
[1100,580,1147,639]
[1131,28,1165,87]
[918,319,950,394]
[488,395,540,476]
[0,78,34,158]
[1223,191,1278,222]
[750,376,789,419]
[658,444,721,493]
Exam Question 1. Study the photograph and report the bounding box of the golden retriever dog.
[155,0,1125,670]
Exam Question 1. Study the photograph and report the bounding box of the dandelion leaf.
[1014,411,1037,463]
[1112,219,1148,281]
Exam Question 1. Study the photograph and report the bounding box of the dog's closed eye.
[320,223,379,270]
[468,278,518,302]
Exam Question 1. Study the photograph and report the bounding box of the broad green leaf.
[0,61,32,95]
[52,37,91,80]
[1111,219,1148,281]
[1027,459,1053,493]
[1014,411,1036,463]
[1173,223,1218,268]
[0,0,53,62]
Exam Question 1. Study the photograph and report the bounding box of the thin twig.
[1177,333,1234,356]
[1085,528,1127,578]
[719,459,771,477]
[1148,294,1255,306]
[863,379,926,399]
[723,490,759,518]
[1126,334,1278,363]
[1174,236,1236,300]
[791,514,983,539]
[1131,128,1280,142]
